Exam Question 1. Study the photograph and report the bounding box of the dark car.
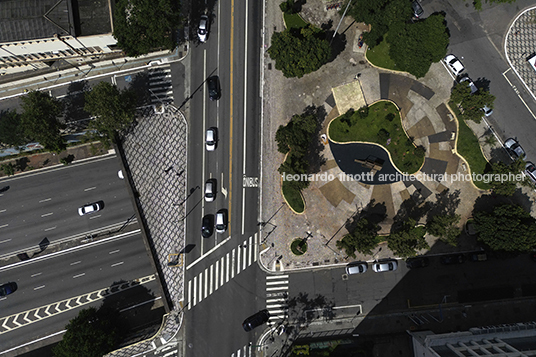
[242,309,270,332]
[469,251,487,262]
[406,256,429,269]
[201,214,214,238]
[207,76,221,100]
[440,254,465,265]
[0,282,17,297]
[504,138,525,159]
[411,1,424,18]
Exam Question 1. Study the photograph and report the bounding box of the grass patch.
[365,34,397,71]
[283,13,308,29]
[329,101,424,174]
[282,180,305,213]
[451,102,491,190]
[290,239,308,255]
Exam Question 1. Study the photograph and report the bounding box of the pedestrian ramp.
[187,233,258,310]
[266,274,288,322]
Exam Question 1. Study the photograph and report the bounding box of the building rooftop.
[0,0,112,43]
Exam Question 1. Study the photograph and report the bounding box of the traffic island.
[290,238,308,256]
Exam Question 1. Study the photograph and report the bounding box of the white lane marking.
[243,239,247,270]
[0,224,8,228]
[109,250,120,254]
[241,0,249,236]
[204,268,208,299]
[39,198,51,203]
[193,276,197,307]
[33,285,45,291]
[186,235,231,270]
[31,272,42,277]
[41,212,53,217]
[84,187,96,191]
[209,264,214,295]
[0,238,12,244]
[70,261,81,266]
[226,252,230,283]
[0,209,5,213]
[266,274,289,279]
[214,261,219,292]
[266,286,288,291]
[253,233,257,262]
[111,262,124,267]
[72,273,85,279]
[89,215,101,220]
[501,69,536,120]
[44,226,56,231]
[220,256,224,288]
[231,249,236,279]
[198,273,203,304]
[201,48,207,256]
[236,247,242,275]
[188,280,192,310]
[266,280,289,285]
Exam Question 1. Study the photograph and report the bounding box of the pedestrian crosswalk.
[148,66,173,105]
[231,345,253,357]
[187,234,258,309]
[266,275,289,322]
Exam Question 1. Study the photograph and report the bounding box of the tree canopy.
[268,24,331,78]
[426,214,461,246]
[20,90,65,153]
[387,14,449,78]
[387,218,428,257]
[0,109,25,147]
[113,0,182,57]
[53,307,122,357]
[474,204,536,252]
[451,82,495,123]
[488,159,525,196]
[336,218,381,257]
[84,81,138,147]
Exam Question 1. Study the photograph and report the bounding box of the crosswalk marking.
[231,345,252,357]
[148,67,174,105]
[187,234,259,310]
[265,274,289,322]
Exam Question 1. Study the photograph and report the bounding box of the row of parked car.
[345,252,489,275]
[503,137,536,184]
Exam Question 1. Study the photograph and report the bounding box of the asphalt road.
[0,155,135,257]
[184,0,265,355]
[0,230,160,353]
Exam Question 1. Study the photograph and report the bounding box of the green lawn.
[282,180,305,213]
[329,101,424,174]
[365,34,397,71]
[283,13,308,29]
[452,103,492,190]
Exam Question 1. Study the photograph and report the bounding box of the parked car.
[443,54,464,76]
[411,0,424,18]
[458,76,478,94]
[525,162,536,183]
[504,138,525,159]
[198,15,209,43]
[207,75,221,100]
[372,260,398,273]
[440,254,465,265]
[215,209,228,233]
[465,218,477,236]
[78,202,102,216]
[206,128,217,151]
[0,282,17,297]
[482,104,493,117]
[406,257,429,269]
[345,261,368,275]
[204,179,216,202]
[469,251,488,262]
[201,214,214,238]
[242,309,270,332]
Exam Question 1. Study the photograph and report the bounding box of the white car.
[215,209,227,233]
[198,15,208,43]
[206,128,217,151]
[345,262,368,275]
[78,202,102,216]
[372,260,398,273]
[204,179,216,202]
[443,54,464,76]
[482,104,493,117]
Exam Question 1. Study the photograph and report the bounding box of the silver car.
[206,128,217,151]
[372,260,398,273]
[204,179,216,202]
[345,262,368,275]
[198,15,208,43]
[78,202,102,216]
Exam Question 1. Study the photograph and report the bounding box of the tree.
[336,218,381,257]
[0,109,25,147]
[387,218,428,257]
[1,163,15,176]
[426,214,461,246]
[387,14,449,78]
[473,0,516,10]
[451,82,495,123]
[268,24,331,78]
[113,0,182,57]
[474,204,536,252]
[488,159,525,196]
[84,82,138,148]
[20,90,65,153]
[275,113,318,154]
[53,306,122,357]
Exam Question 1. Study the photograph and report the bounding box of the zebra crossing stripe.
[214,262,219,292]
[242,239,247,271]
[204,268,209,299]
[198,274,203,304]
[192,276,197,307]
[226,252,231,283]
[188,280,192,310]
[236,245,242,275]
[231,250,235,279]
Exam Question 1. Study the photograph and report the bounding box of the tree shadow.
[15,157,29,171]
[474,77,491,92]
[489,146,512,164]
[304,105,327,174]
[472,190,533,217]
[392,196,432,233]
[344,199,387,233]
[425,189,461,221]
[325,30,347,63]
[129,72,152,106]
[62,80,91,132]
